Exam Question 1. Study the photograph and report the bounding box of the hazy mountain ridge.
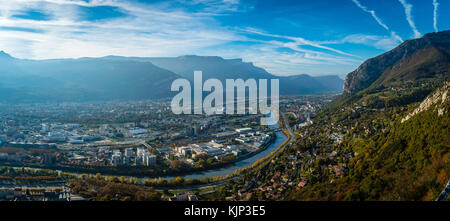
[0,54,180,102]
[0,53,343,103]
[105,55,344,95]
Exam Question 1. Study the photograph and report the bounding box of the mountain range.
[0,53,343,103]
[95,55,344,95]
[344,30,450,94]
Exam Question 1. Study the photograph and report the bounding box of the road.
[281,111,294,141]
[141,141,152,149]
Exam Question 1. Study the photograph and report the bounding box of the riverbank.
[0,132,278,179]
[0,114,292,193]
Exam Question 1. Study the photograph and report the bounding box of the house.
[298,181,307,188]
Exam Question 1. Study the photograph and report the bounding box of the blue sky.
[0,0,448,77]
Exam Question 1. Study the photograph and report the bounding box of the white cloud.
[320,33,400,51]
[0,0,365,76]
[433,0,439,32]
[243,28,358,58]
[351,0,403,43]
[0,0,398,77]
[176,0,246,14]
[198,35,363,76]
[398,0,421,38]
[0,0,243,59]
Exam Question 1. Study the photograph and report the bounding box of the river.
[12,123,287,181]
[170,123,287,180]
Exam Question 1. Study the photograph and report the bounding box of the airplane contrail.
[433,0,439,32]
[398,0,421,38]
[351,0,403,42]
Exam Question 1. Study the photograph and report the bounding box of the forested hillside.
[287,81,449,200]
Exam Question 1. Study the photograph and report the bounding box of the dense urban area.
[0,95,331,201]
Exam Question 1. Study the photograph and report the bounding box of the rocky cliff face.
[343,30,450,94]
[401,81,449,123]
